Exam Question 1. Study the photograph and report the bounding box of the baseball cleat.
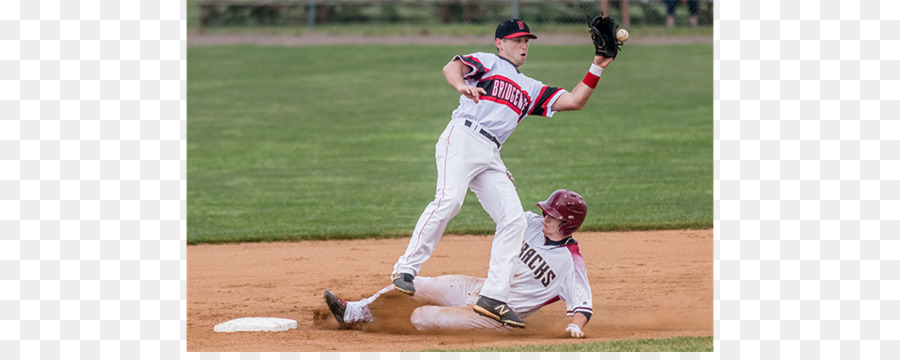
[323,290,347,328]
[392,273,416,296]
[473,296,526,328]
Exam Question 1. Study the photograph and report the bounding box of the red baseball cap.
[495,19,538,39]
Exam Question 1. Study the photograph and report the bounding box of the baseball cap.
[495,19,538,39]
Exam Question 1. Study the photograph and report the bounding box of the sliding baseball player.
[328,190,593,337]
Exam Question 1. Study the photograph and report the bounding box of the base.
[213,317,297,333]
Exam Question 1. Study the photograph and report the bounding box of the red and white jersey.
[507,212,593,319]
[449,52,567,144]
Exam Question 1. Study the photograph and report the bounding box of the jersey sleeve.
[560,243,593,321]
[528,85,567,118]
[450,53,493,81]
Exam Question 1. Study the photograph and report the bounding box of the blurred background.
[187,0,714,35]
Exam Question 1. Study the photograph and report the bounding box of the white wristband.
[588,63,604,77]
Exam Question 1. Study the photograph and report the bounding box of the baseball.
[616,28,629,43]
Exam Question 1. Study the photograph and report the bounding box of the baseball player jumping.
[330,190,593,337]
[391,18,616,328]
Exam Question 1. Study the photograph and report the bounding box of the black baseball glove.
[586,13,621,59]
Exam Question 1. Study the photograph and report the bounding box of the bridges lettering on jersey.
[477,75,532,116]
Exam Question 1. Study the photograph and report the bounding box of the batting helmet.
[537,189,587,237]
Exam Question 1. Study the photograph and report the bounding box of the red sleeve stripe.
[528,87,548,117]
[454,55,489,80]
[529,86,563,117]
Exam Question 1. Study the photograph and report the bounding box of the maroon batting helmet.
[537,189,587,237]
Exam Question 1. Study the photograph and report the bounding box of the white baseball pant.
[393,118,527,302]
[343,275,507,331]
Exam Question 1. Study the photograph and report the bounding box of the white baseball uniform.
[393,52,568,303]
[351,211,592,330]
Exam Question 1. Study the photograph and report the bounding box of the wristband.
[583,64,603,89]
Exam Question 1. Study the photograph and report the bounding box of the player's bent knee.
[496,213,527,233]
[410,306,436,331]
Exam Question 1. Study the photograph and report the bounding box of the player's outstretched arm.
[443,60,487,104]
[564,312,590,338]
[551,55,613,112]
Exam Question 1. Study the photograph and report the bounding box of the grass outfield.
[187,43,712,244]
[428,336,714,352]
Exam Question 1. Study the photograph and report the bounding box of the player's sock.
[344,285,394,323]
[343,301,374,323]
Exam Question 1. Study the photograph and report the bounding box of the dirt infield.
[187,229,713,352]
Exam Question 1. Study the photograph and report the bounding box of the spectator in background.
[601,0,630,27]
[665,0,699,28]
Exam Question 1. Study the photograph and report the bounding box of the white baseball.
[616,28,629,43]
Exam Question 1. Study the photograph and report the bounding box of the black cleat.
[323,289,347,328]
[473,296,526,328]
[392,273,416,295]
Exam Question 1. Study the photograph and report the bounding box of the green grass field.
[427,336,714,352]
[187,43,713,244]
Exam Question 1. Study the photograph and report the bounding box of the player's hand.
[458,85,487,103]
[593,55,614,69]
[565,323,584,338]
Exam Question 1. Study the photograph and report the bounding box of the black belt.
[464,120,501,148]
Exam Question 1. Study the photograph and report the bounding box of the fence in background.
[192,0,714,30]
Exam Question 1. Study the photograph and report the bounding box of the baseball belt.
[463,120,501,149]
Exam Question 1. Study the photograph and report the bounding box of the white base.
[213,317,297,333]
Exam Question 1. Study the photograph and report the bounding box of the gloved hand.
[587,13,622,59]
[565,323,584,338]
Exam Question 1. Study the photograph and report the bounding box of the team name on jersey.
[518,242,557,287]
[481,75,531,116]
